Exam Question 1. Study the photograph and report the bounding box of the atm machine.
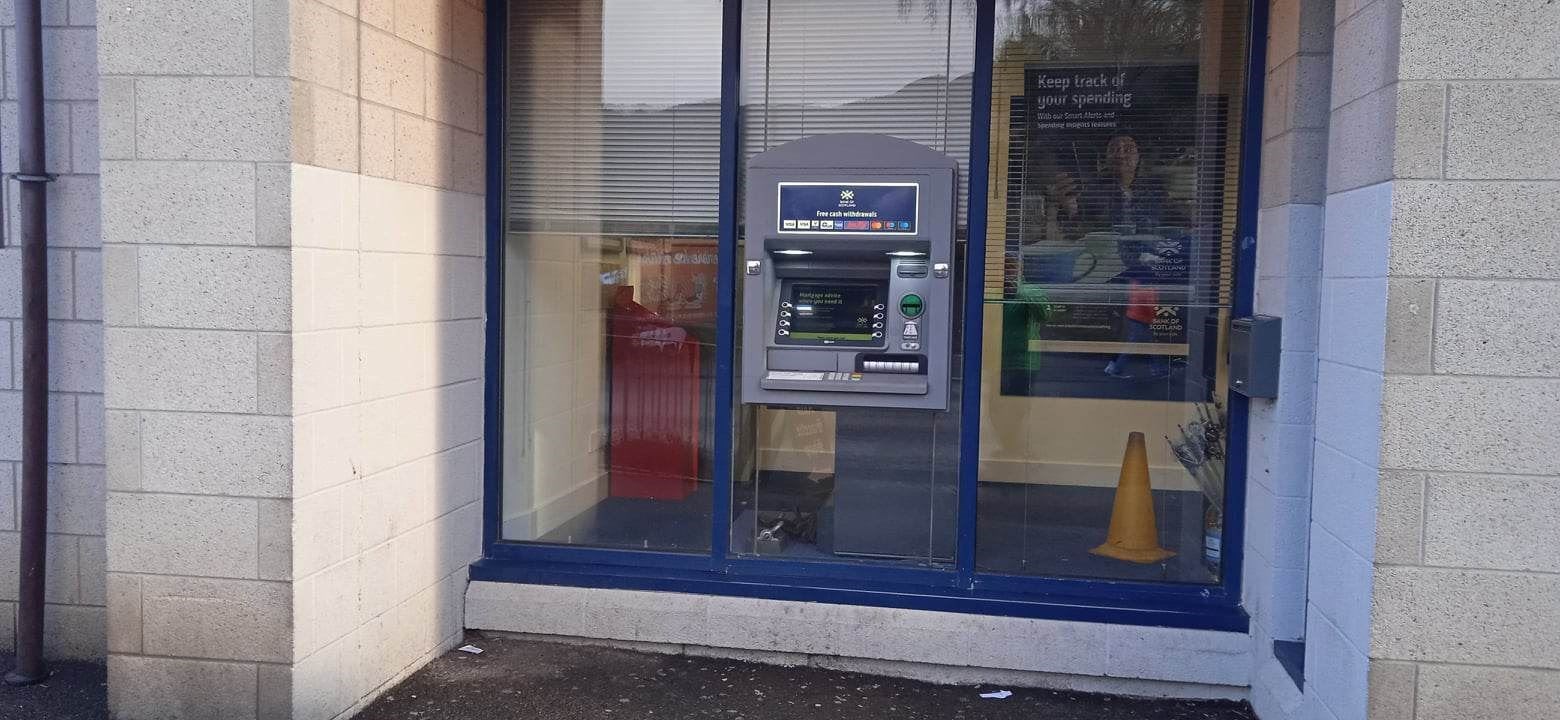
[741,134,959,561]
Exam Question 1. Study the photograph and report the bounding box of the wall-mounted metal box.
[1230,315,1281,398]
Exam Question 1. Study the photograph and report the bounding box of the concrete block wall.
[99,0,484,718]
[1246,1,1560,718]
[99,1,295,717]
[0,0,105,660]
[1367,1,1560,717]
[497,1,614,540]
[1285,2,1401,719]
[1244,0,1332,717]
[286,0,485,718]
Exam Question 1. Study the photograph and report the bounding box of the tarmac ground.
[0,654,108,720]
[0,636,1261,719]
[356,632,1258,720]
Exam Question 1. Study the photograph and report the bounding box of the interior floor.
[538,474,1217,584]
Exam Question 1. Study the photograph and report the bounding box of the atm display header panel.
[777,182,920,235]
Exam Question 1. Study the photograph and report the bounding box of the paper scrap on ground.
[979,690,1012,699]
[457,645,484,655]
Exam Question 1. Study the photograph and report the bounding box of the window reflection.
[500,0,723,551]
[730,0,974,565]
[977,0,1249,583]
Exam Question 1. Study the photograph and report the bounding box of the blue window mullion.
[480,0,509,554]
[955,0,997,588]
[709,0,744,564]
[1218,0,1272,608]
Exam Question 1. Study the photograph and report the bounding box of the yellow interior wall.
[502,1,613,538]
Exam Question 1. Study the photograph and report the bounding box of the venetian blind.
[740,0,977,233]
[982,0,1250,308]
[505,0,724,237]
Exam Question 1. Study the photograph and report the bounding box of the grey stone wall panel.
[1390,181,1560,279]
[1372,565,1560,668]
[1417,664,1560,720]
[1423,473,1560,573]
[1398,0,1560,80]
[1381,375,1560,474]
[99,0,256,75]
[1434,279,1560,377]
[1446,82,1560,180]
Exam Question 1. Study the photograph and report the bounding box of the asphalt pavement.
[0,636,1260,719]
[356,633,1258,720]
[0,654,107,720]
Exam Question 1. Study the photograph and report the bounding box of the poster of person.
[997,62,1225,402]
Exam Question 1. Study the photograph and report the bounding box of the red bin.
[607,287,701,500]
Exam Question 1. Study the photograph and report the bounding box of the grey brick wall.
[99,0,484,718]
[0,0,104,661]
[99,0,296,715]
[1245,0,1334,715]
[1252,1,1560,718]
[1368,1,1560,717]
[287,1,485,719]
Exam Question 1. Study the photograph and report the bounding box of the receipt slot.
[741,134,958,411]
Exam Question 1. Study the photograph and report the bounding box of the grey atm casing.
[741,134,958,410]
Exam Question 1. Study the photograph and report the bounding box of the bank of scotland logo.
[840,189,855,201]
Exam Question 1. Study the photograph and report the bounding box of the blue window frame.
[478,0,1268,632]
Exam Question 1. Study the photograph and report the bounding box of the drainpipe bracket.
[0,172,54,248]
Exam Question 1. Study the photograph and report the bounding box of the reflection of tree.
[894,0,1201,60]
[998,0,1201,63]
[897,0,979,24]
[993,1,1204,253]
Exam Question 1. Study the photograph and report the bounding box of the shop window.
[728,0,975,565]
[976,0,1251,583]
[487,0,1260,624]
[499,0,724,551]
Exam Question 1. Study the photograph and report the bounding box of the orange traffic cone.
[1091,432,1175,564]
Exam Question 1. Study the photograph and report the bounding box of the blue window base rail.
[478,0,1267,636]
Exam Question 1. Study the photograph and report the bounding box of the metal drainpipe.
[6,0,52,687]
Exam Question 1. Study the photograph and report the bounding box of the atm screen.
[779,282,886,345]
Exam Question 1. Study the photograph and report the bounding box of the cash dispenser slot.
[857,353,925,374]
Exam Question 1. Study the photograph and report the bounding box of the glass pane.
[500,0,722,551]
[976,0,1250,583]
[730,0,974,566]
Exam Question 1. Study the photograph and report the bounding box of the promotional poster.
[997,62,1221,401]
